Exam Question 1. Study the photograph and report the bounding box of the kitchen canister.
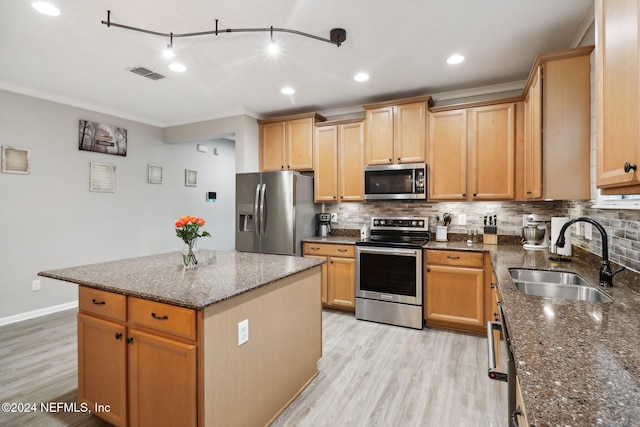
[550,217,572,256]
[435,225,448,242]
[360,225,371,239]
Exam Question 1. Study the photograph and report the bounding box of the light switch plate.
[238,319,249,346]
[458,213,466,226]
[584,223,593,240]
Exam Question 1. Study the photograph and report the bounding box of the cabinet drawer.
[425,250,483,268]
[128,298,197,341]
[303,243,354,258]
[79,287,127,322]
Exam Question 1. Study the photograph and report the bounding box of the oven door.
[356,246,422,305]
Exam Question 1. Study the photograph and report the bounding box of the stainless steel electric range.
[355,217,429,329]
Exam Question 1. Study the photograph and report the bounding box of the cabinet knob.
[462,193,466,197]
[397,157,401,161]
[473,193,477,197]
[281,165,284,169]
[426,268,430,273]
[491,283,497,289]
[333,196,337,199]
[115,333,123,340]
[287,165,290,169]
[389,158,392,162]
[624,162,637,173]
[127,337,134,344]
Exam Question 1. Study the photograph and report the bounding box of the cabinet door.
[524,67,543,199]
[469,103,515,200]
[424,265,484,331]
[427,110,468,200]
[78,313,127,427]
[305,255,328,304]
[338,121,364,201]
[596,0,640,190]
[327,257,355,310]
[395,102,426,163]
[260,122,286,171]
[128,329,197,427]
[314,125,339,202]
[365,106,395,165]
[287,117,314,171]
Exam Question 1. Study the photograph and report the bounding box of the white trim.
[592,201,640,210]
[570,3,595,48]
[0,301,78,327]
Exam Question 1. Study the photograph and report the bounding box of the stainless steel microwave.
[364,163,427,200]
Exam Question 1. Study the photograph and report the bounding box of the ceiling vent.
[130,67,165,81]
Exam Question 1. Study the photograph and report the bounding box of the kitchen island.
[425,240,640,426]
[39,251,324,427]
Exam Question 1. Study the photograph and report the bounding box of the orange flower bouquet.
[174,216,211,269]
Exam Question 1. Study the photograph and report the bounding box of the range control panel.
[370,217,427,230]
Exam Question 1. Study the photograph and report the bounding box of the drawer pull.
[92,299,106,305]
[446,256,461,260]
[337,248,348,253]
[151,312,169,320]
[115,333,123,340]
[310,247,320,251]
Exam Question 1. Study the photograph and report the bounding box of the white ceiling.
[0,0,594,128]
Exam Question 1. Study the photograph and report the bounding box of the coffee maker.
[317,213,331,237]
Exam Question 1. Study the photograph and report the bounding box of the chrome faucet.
[555,217,624,287]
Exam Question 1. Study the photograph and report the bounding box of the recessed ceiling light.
[354,72,370,82]
[447,54,465,65]
[281,87,295,95]
[32,2,60,16]
[169,63,186,72]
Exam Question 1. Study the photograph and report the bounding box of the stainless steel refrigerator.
[236,171,318,256]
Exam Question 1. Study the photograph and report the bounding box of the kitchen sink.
[509,268,613,302]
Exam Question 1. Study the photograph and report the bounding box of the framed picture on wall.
[1,146,30,174]
[79,119,127,156]
[185,169,197,187]
[148,164,163,184]
[90,162,116,193]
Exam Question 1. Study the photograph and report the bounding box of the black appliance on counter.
[355,217,429,329]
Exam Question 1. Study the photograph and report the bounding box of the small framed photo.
[148,164,163,184]
[1,146,30,174]
[90,162,116,193]
[185,169,197,187]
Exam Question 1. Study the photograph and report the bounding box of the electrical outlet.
[458,213,466,226]
[238,319,249,346]
[584,222,593,240]
[330,213,337,223]
[32,280,41,291]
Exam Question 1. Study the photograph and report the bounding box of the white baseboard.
[0,301,78,327]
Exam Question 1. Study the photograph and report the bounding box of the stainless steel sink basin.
[509,268,613,302]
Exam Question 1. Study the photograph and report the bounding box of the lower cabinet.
[77,287,198,427]
[515,376,530,426]
[303,242,355,311]
[424,249,491,334]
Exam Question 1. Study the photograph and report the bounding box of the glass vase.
[182,240,199,270]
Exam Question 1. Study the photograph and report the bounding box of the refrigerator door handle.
[259,183,267,237]
[253,184,261,238]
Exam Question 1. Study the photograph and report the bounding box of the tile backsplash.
[323,200,640,273]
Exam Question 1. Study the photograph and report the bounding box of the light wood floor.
[0,309,506,427]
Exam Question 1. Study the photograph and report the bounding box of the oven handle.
[356,246,420,256]
[487,321,508,382]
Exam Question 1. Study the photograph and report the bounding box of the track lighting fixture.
[101,10,347,51]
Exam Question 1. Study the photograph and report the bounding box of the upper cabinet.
[520,47,593,200]
[314,119,365,202]
[428,103,518,201]
[363,96,433,165]
[596,0,640,194]
[259,113,326,172]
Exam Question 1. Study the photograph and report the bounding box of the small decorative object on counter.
[483,213,498,245]
[174,216,211,269]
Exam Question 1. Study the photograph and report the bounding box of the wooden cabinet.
[428,103,517,201]
[259,113,326,171]
[596,0,640,194]
[78,287,199,427]
[520,47,593,200]
[515,376,530,426]
[303,242,355,311]
[424,250,491,334]
[314,119,364,202]
[363,96,433,165]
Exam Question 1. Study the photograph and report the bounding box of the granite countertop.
[425,241,640,426]
[38,251,324,310]
[302,236,360,245]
